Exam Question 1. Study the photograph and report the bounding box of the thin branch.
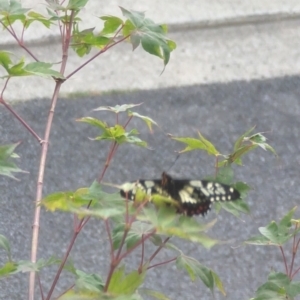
[37,274,45,300]
[147,257,177,270]
[0,19,39,61]
[45,232,79,300]
[54,284,75,300]
[98,142,118,182]
[117,229,156,263]
[279,246,289,275]
[28,10,76,300]
[123,116,133,129]
[105,219,114,260]
[291,238,300,279]
[66,31,129,80]
[139,234,145,271]
[0,98,43,144]
[104,229,156,292]
[289,226,298,278]
[148,237,171,263]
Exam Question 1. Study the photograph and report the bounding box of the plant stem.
[279,246,289,275]
[28,10,75,300]
[148,237,171,263]
[45,232,79,300]
[66,30,129,80]
[147,257,177,270]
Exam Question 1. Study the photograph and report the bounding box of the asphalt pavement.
[1,75,300,299]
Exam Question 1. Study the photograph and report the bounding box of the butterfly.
[120,172,240,216]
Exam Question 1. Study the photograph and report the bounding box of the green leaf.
[246,209,296,247]
[139,288,170,300]
[172,132,220,156]
[112,222,154,250]
[25,11,52,29]
[24,62,65,79]
[67,0,89,10]
[176,254,225,295]
[78,117,148,147]
[128,112,158,132]
[8,59,30,76]
[258,222,291,245]
[93,103,142,113]
[71,25,110,56]
[0,51,12,72]
[287,281,300,297]
[119,7,176,66]
[75,270,104,293]
[0,235,12,261]
[138,207,218,249]
[108,265,146,295]
[0,142,26,180]
[279,207,296,229]
[0,261,18,278]
[233,126,256,151]
[0,0,29,26]
[41,191,80,212]
[100,15,123,35]
[252,272,295,300]
[215,165,234,185]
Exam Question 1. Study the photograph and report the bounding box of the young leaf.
[0,142,26,180]
[120,7,176,66]
[0,261,18,278]
[0,234,12,261]
[24,62,65,79]
[93,103,142,113]
[245,209,297,247]
[66,0,89,10]
[233,126,256,151]
[138,207,218,249]
[25,11,52,29]
[75,270,104,293]
[128,111,158,132]
[0,0,29,26]
[112,222,154,250]
[100,15,123,35]
[107,265,146,295]
[171,132,220,156]
[176,254,225,295]
[0,51,12,72]
[139,288,170,300]
[78,117,148,147]
[251,272,296,300]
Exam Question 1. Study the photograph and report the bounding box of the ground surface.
[1,75,300,299]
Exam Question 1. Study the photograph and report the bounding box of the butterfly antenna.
[167,153,180,172]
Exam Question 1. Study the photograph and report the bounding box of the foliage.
[246,208,300,300]
[0,0,279,299]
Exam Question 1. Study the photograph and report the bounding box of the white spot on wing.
[179,190,197,204]
[184,186,194,194]
[144,181,155,188]
[190,181,203,188]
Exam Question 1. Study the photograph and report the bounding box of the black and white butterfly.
[120,172,240,216]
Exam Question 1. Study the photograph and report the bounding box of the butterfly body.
[120,172,240,216]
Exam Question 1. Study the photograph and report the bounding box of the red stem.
[37,274,45,300]
[148,237,171,263]
[65,30,129,80]
[279,246,289,275]
[291,238,300,279]
[147,257,177,270]
[54,284,75,300]
[139,234,145,271]
[103,229,156,292]
[45,232,79,300]
[105,219,114,260]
